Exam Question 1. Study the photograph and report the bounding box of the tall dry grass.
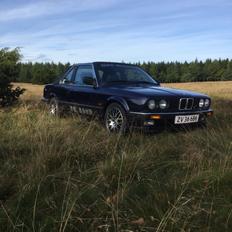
[0,82,231,231]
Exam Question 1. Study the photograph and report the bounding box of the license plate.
[174,114,199,124]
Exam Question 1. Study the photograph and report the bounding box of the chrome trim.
[129,109,213,116]
[179,98,194,110]
[58,100,103,109]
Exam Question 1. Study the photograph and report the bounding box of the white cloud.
[0,0,119,22]
[1,0,231,62]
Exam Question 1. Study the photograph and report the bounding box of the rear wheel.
[104,103,127,133]
[49,97,62,116]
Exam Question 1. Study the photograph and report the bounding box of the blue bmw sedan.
[43,62,213,133]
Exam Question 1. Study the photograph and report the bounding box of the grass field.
[0,82,232,231]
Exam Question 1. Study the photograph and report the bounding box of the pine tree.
[222,60,232,80]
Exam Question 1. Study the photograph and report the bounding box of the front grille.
[179,98,194,110]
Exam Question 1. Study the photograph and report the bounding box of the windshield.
[94,63,158,85]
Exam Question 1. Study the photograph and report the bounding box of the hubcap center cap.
[50,104,56,114]
[109,120,116,128]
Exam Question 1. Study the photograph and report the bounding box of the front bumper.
[128,109,213,127]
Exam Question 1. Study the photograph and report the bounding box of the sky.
[0,0,232,63]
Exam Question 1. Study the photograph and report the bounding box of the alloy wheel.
[105,104,126,133]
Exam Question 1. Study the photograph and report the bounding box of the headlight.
[199,99,204,108]
[205,99,210,107]
[148,100,156,110]
[159,99,168,109]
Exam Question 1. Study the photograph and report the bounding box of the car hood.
[106,85,208,98]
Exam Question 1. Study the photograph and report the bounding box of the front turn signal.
[150,115,161,120]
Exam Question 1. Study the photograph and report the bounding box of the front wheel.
[104,103,128,133]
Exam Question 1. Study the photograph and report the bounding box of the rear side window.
[74,65,93,86]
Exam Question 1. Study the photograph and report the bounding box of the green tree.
[0,48,25,107]
[222,60,232,80]
[12,58,232,84]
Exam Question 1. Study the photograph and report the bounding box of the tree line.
[18,62,70,84]
[1,47,231,107]
[16,59,232,85]
[2,48,232,107]
[137,59,232,83]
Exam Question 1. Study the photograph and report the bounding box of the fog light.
[200,116,206,121]
[144,120,155,126]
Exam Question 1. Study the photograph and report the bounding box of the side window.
[60,67,74,84]
[65,68,74,82]
[74,65,93,86]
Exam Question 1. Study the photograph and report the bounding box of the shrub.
[0,48,25,107]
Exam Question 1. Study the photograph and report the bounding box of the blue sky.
[0,0,232,63]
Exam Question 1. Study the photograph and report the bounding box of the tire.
[48,97,63,117]
[104,103,128,133]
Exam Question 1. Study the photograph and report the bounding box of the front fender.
[43,85,57,100]
[106,96,130,112]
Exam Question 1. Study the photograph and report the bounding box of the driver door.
[68,65,97,115]
[55,66,75,102]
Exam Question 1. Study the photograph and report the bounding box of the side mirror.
[83,76,97,87]
[63,79,71,84]
[60,78,71,84]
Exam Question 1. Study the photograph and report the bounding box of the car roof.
[73,62,136,67]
